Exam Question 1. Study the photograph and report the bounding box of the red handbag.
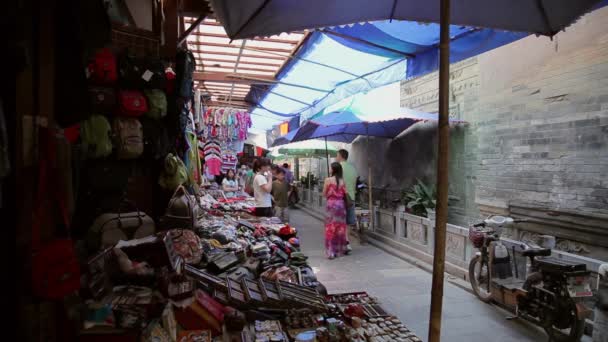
[89,48,118,84]
[31,127,81,300]
[117,90,148,117]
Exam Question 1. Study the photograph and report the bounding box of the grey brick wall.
[352,7,608,231]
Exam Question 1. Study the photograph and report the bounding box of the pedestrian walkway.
[291,208,549,342]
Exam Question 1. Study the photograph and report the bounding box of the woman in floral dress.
[323,162,349,259]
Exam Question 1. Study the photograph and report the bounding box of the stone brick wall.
[353,7,608,258]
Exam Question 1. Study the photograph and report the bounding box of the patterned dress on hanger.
[324,181,348,258]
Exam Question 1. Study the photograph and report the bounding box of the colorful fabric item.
[325,183,348,258]
[200,107,251,142]
[206,158,222,176]
[220,150,238,174]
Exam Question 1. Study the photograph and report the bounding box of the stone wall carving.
[407,221,426,244]
[446,234,465,258]
[555,239,591,254]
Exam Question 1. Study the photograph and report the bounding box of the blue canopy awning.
[327,22,528,79]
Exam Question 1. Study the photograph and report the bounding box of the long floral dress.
[325,182,348,258]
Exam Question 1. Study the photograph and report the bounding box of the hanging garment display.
[202,107,252,142]
[203,140,222,176]
[220,150,238,175]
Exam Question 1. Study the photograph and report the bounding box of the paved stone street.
[291,208,553,342]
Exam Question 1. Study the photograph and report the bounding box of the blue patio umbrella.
[292,108,464,143]
[208,2,606,340]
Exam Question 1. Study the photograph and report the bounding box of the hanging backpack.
[143,89,167,120]
[159,153,188,191]
[141,117,170,160]
[89,48,118,84]
[175,49,196,98]
[117,90,148,117]
[141,58,167,89]
[81,114,113,159]
[113,117,144,159]
[88,86,117,113]
[118,50,144,88]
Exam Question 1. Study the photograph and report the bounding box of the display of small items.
[348,316,422,342]
[325,292,380,305]
[254,320,288,342]
[284,309,324,330]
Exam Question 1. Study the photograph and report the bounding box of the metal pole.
[228,40,247,104]
[325,137,330,176]
[365,124,372,244]
[428,0,451,340]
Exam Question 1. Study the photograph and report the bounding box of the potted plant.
[402,179,436,219]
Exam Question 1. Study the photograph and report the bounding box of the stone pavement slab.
[291,208,555,342]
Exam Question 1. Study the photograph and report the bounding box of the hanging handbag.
[87,200,156,251]
[159,185,201,230]
[31,127,81,300]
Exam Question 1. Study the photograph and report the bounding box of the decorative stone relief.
[446,234,465,258]
[555,239,591,254]
[519,231,590,255]
[500,227,517,240]
[407,222,426,244]
[520,231,542,245]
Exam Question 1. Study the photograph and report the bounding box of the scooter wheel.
[469,255,493,302]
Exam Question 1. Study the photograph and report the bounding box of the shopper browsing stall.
[323,162,349,259]
[253,158,273,217]
[271,168,290,223]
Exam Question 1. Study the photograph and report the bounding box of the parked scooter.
[468,216,593,341]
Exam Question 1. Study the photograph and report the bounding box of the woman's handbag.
[88,200,156,251]
[159,185,201,230]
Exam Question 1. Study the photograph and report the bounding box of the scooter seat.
[522,248,551,257]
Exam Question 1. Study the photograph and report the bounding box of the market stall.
[79,187,422,342]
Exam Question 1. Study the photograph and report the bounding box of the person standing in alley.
[272,168,290,223]
[323,162,349,259]
[282,163,294,185]
[336,149,356,253]
[252,158,273,217]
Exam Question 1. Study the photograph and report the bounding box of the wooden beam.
[197,57,282,67]
[162,0,179,58]
[205,87,249,93]
[204,86,250,92]
[194,72,275,83]
[181,0,210,16]
[203,82,251,90]
[199,64,276,73]
[189,32,301,44]
[178,14,206,47]
[189,41,293,53]
[191,49,286,61]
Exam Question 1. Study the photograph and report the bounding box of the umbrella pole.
[428,0,451,340]
[325,137,330,176]
[365,126,372,244]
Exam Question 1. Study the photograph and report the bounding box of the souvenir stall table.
[79,188,421,342]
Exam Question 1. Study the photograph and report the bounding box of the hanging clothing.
[221,150,238,175]
[324,181,348,258]
[203,140,222,176]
